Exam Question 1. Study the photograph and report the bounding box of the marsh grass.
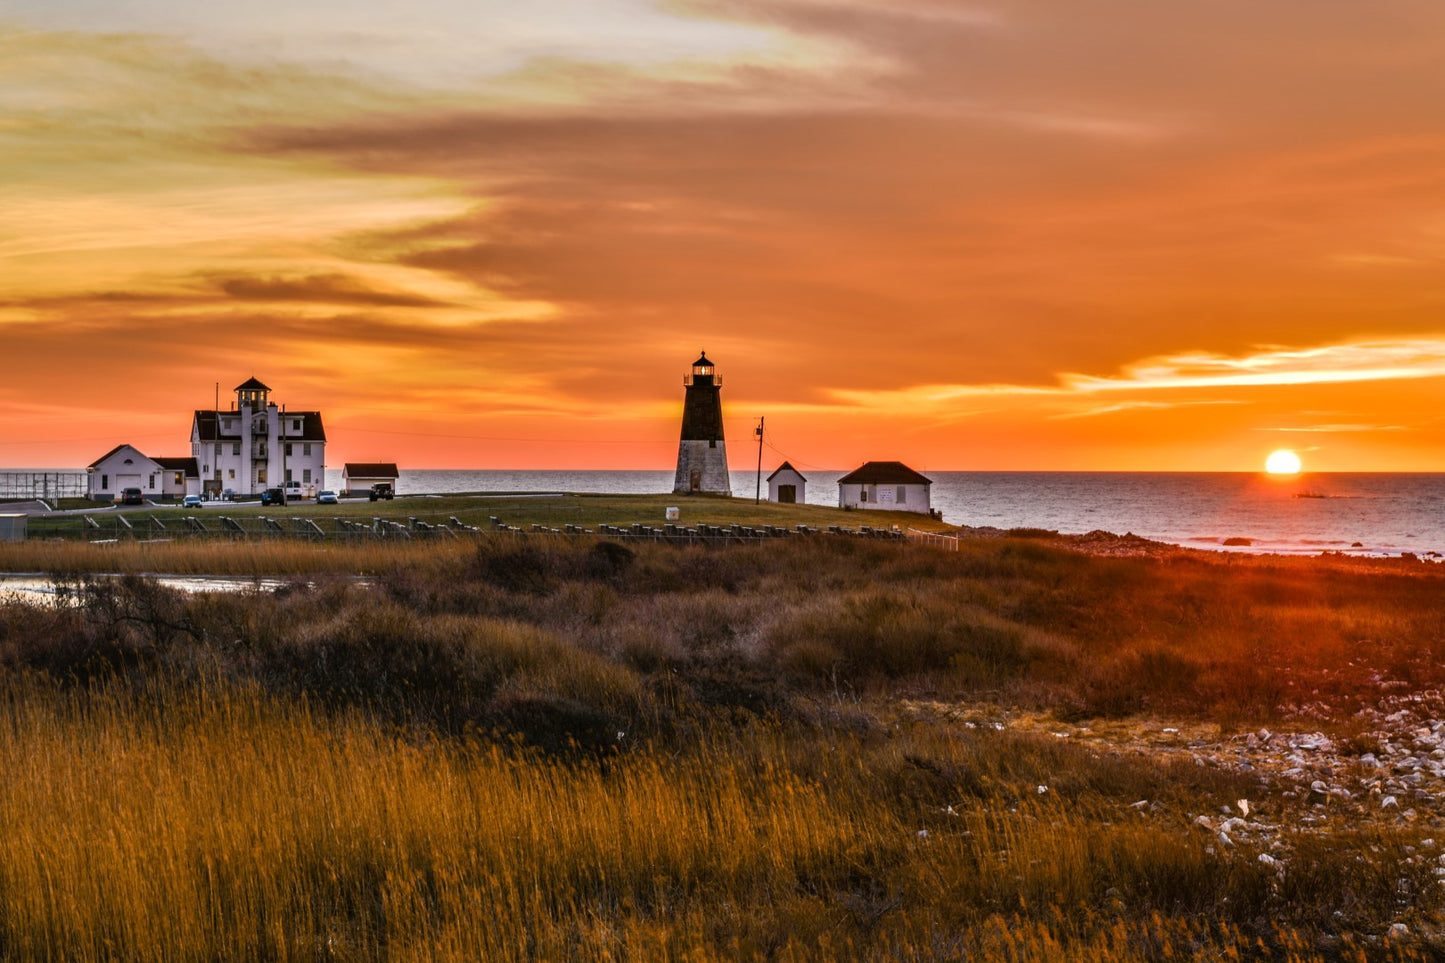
[3,534,1445,957]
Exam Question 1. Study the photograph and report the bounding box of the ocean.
[323,469,1445,558]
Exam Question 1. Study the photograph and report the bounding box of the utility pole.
[754,416,764,504]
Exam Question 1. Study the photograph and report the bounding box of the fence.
[905,527,960,551]
[0,471,87,502]
[48,513,914,545]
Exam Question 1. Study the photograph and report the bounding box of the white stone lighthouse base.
[673,441,731,494]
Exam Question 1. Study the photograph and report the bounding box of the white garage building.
[837,460,933,514]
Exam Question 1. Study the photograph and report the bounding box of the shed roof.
[154,457,199,476]
[767,461,806,482]
[837,460,932,486]
[344,462,399,478]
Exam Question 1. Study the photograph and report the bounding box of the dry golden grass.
[2,676,1435,960]
[1,535,1444,958]
[0,537,472,576]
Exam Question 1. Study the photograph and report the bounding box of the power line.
[330,425,668,445]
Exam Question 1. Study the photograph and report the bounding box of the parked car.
[316,490,339,505]
[182,494,203,509]
[221,488,238,502]
[284,480,304,498]
[260,487,287,506]
[119,487,144,505]
[369,483,394,502]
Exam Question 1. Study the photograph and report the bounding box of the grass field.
[21,492,953,543]
[2,522,1445,959]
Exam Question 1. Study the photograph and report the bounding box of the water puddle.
[0,573,303,604]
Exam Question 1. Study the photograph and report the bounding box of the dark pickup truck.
[369,483,394,501]
[260,487,287,506]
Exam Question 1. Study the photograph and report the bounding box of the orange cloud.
[6,2,1445,470]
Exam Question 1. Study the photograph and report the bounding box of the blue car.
[182,494,203,509]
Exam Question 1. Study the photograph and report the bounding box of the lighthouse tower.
[673,351,731,494]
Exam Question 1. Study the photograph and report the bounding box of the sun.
[1265,449,1302,475]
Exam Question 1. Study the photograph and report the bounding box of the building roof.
[235,376,271,392]
[692,351,713,368]
[281,411,327,442]
[154,457,199,476]
[343,462,399,478]
[767,461,806,482]
[837,460,932,486]
[191,412,238,442]
[87,443,151,469]
[191,410,326,442]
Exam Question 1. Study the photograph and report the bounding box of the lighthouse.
[673,351,731,494]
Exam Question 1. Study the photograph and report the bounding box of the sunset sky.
[5,0,1445,472]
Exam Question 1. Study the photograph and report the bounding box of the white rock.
[1036,785,1049,795]
[1382,796,1399,809]
[1388,922,1410,939]
[1237,799,1251,817]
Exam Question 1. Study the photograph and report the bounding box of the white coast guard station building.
[190,378,327,498]
[87,377,327,501]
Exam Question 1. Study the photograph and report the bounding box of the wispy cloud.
[1265,423,1409,433]
[1063,340,1445,393]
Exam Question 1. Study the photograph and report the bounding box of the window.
[258,469,266,483]
[174,472,184,485]
[203,464,209,475]
[214,444,221,458]
[897,486,906,504]
[303,469,312,483]
[860,490,868,503]
[285,469,293,482]
[303,444,311,456]
[101,474,108,489]
[232,443,240,456]
[148,475,156,490]
[227,469,235,480]
[292,419,301,431]
[285,443,293,457]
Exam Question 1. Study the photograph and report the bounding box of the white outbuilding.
[87,444,200,502]
[837,461,932,514]
[767,462,807,504]
[342,462,400,495]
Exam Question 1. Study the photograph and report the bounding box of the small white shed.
[0,515,26,542]
[767,462,807,504]
[838,461,932,514]
[343,462,400,495]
